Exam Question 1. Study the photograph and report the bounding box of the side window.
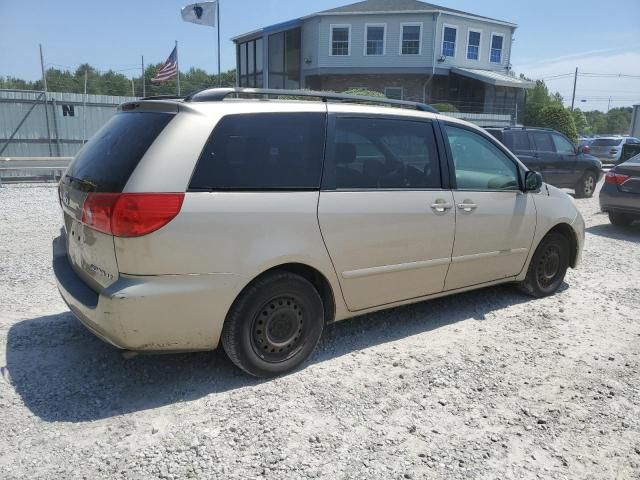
[510,131,531,151]
[531,132,555,152]
[332,117,441,189]
[551,134,576,154]
[445,125,520,191]
[190,113,325,190]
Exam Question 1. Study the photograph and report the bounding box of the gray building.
[232,0,533,118]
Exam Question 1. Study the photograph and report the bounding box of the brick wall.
[305,74,431,103]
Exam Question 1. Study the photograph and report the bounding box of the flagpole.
[175,40,181,96]
[217,0,221,86]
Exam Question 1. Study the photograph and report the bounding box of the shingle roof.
[316,0,514,26]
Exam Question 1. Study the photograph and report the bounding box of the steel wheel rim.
[537,245,561,288]
[251,295,306,363]
[584,175,595,195]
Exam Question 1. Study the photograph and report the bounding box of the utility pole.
[82,70,88,144]
[141,55,146,97]
[570,67,578,112]
[607,96,612,113]
[39,44,53,156]
[131,78,135,97]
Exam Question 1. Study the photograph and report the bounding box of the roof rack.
[181,87,439,113]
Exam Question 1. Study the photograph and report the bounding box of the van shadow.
[5,284,534,423]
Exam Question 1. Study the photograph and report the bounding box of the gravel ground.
[0,183,639,480]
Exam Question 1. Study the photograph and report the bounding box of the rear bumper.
[599,186,640,215]
[53,234,238,351]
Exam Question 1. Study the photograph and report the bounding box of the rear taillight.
[604,171,630,186]
[82,193,184,237]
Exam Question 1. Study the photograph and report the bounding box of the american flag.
[151,46,178,83]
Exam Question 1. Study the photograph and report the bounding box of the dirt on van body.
[0,183,639,480]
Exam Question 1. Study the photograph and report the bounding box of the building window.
[466,30,481,60]
[491,34,504,63]
[400,23,421,55]
[442,26,457,57]
[268,28,301,89]
[331,25,350,56]
[238,38,264,88]
[365,24,385,56]
[384,87,403,100]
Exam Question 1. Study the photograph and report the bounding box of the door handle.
[430,201,453,212]
[457,202,477,212]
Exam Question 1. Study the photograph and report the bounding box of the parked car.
[578,137,594,151]
[53,88,584,378]
[590,136,640,165]
[600,153,640,226]
[485,127,602,198]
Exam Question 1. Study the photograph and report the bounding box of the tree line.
[0,63,236,97]
[524,79,632,142]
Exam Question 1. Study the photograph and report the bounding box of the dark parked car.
[485,127,602,198]
[600,153,640,226]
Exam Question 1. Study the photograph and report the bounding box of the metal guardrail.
[0,157,71,185]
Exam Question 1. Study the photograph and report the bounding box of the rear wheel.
[609,211,634,227]
[574,171,597,198]
[221,271,324,378]
[518,232,569,298]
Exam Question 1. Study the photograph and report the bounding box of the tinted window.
[65,112,173,192]
[552,134,575,154]
[509,131,531,151]
[445,125,520,191]
[591,138,623,147]
[332,118,440,189]
[190,113,325,190]
[532,132,555,152]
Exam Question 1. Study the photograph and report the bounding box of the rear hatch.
[590,138,622,159]
[59,110,174,292]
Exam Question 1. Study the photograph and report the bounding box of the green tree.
[606,107,632,134]
[571,108,590,135]
[540,103,578,143]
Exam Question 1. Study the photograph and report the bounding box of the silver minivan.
[54,88,584,377]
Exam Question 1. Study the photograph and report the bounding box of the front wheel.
[518,232,570,298]
[221,271,324,378]
[574,171,597,198]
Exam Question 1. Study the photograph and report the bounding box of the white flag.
[181,1,217,27]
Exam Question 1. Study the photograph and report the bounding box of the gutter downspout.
[423,11,441,103]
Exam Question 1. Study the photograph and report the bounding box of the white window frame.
[490,32,505,64]
[384,87,404,100]
[466,28,482,61]
[364,23,387,56]
[399,22,423,55]
[441,24,458,58]
[330,24,351,57]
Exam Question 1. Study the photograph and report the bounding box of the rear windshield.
[591,138,623,147]
[189,112,326,191]
[65,112,173,192]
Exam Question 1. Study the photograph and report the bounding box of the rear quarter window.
[189,113,326,190]
[65,112,173,192]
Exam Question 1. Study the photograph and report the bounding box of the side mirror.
[524,171,543,192]
[579,145,591,154]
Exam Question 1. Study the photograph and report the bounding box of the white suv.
[53,88,584,377]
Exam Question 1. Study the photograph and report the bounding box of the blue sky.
[1,0,638,109]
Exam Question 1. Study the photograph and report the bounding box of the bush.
[343,88,385,98]
[539,104,578,143]
[431,103,459,113]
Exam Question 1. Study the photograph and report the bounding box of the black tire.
[574,171,597,198]
[221,271,324,378]
[608,211,634,227]
[518,232,570,298]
